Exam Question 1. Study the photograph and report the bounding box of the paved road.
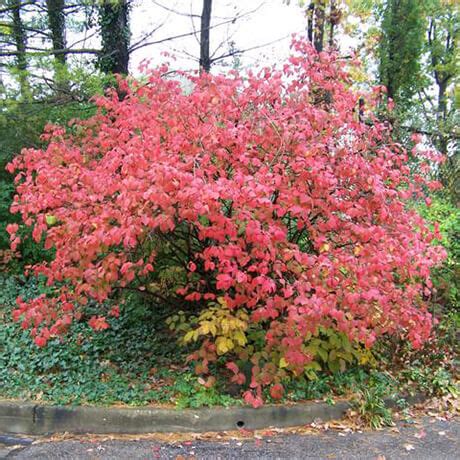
[1,417,458,459]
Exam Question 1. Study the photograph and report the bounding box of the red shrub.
[6,39,445,404]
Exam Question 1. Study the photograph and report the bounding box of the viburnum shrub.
[6,38,445,406]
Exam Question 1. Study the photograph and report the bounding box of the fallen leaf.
[414,430,426,439]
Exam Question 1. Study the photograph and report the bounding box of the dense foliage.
[419,196,459,316]
[0,273,233,408]
[6,40,447,406]
[378,0,426,104]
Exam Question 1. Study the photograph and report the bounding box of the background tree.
[98,0,130,74]
[199,0,212,72]
[423,0,459,198]
[6,0,30,96]
[286,0,343,51]
[376,0,458,199]
[378,0,426,106]
[150,1,272,73]
[46,0,66,65]
[45,0,69,91]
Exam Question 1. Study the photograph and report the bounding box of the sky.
[129,0,309,74]
[1,1,312,90]
[1,1,359,89]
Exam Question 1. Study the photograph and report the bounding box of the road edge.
[0,394,426,435]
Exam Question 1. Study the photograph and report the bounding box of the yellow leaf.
[305,370,318,380]
[305,361,322,372]
[305,343,319,356]
[225,337,234,351]
[329,350,338,362]
[201,310,213,319]
[234,330,247,346]
[317,347,328,362]
[199,322,208,335]
[183,330,195,343]
[239,311,249,321]
[209,323,217,336]
[221,319,230,334]
[279,357,288,368]
[216,337,229,355]
[46,215,57,226]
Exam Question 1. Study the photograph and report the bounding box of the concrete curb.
[0,394,426,435]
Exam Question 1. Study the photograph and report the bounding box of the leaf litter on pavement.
[26,394,459,456]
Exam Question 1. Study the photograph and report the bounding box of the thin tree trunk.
[379,0,397,102]
[199,0,212,73]
[436,79,449,157]
[437,78,451,194]
[437,79,448,121]
[431,22,451,156]
[386,48,395,100]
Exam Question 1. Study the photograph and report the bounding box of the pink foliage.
[7,39,445,402]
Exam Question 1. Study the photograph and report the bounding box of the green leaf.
[46,215,57,226]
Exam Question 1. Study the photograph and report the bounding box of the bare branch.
[210,34,291,65]
[190,0,200,47]
[129,3,266,55]
[151,0,200,18]
[0,48,100,57]
[0,1,36,15]
[130,21,167,51]
[0,21,51,37]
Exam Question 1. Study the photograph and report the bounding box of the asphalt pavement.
[1,416,458,459]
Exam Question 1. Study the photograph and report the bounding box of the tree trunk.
[98,0,130,74]
[313,0,325,52]
[429,16,454,170]
[436,79,449,158]
[437,79,452,194]
[9,0,29,95]
[306,2,315,44]
[437,79,448,122]
[329,0,339,48]
[199,0,212,73]
[46,0,66,65]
